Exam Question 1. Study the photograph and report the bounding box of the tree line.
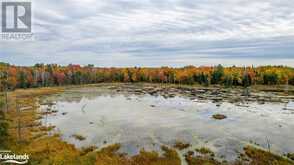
[0,62,294,90]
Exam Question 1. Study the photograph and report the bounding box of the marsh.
[39,84,294,162]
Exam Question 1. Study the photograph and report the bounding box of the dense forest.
[0,62,294,90]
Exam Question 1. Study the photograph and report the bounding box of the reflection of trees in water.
[46,88,144,104]
[41,84,293,108]
[41,84,157,104]
[47,91,108,103]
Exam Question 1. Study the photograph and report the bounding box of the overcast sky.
[1,0,294,67]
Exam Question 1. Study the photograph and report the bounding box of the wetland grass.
[173,141,190,150]
[72,134,86,141]
[2,85,294,165]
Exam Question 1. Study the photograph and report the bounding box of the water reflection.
[39,86,294,161]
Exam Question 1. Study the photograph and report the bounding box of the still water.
[39,85,294,161]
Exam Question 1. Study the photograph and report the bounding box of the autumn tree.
[0,62,292,88]
[211,64,224,84]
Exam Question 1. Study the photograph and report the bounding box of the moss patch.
[212,114,227,120]
[173,141,190,150]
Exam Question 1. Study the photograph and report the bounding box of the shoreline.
[1,83,294,164]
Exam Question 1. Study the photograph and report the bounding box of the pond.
[39,84,294,161]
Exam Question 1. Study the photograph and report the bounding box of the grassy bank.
[2,86,182,165]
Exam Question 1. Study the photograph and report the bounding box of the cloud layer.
[1,0,294,66]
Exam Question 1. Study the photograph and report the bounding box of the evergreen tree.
[211,64,224,84]
[242,72,252,87]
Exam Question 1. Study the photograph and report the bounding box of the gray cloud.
[1,0,294,66]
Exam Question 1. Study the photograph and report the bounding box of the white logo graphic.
[0,151,29,164]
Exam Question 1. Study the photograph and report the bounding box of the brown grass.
[243,146,294,165]
[3,86,182,165]
[3,86,294,165]
[196,147,215,157]
[185,155,221,165]
[95,144,181,165]
[173,141,190,150]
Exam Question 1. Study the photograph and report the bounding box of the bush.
[0,98,8,145]
[263,73,278,85]
[0,111,8,141]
